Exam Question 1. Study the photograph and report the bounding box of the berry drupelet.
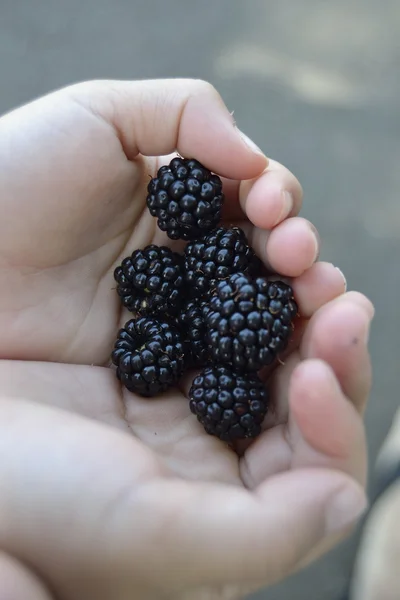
[176,300,211,368]
[146,157,224,241]
[111,317,186,397]
[189,365,269,441]
[205,273,298,372]
[113,245,184,317]
[183,226,262,299]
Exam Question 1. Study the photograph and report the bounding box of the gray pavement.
[0,1,399,598]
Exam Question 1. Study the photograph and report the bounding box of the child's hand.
[0,79,373,600]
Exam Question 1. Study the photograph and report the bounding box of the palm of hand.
[0,93,243,479]
[0,81,370,600]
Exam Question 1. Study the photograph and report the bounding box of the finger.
[265,292,373,425]
[241,359,366,488]
[242,293,373,485]
[288,360,367,484]
[265,261,346,324]
[300,292,374,412]
[0,552,54,600]
[221,158,303,224]
[290,261,346,317]
[246,217,319,276]
[349,482,400,600]
[240,159,303,226]
[67,79,268,179]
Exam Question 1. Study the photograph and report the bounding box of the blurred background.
[0,0,399,598]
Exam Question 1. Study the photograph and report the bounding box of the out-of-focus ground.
[0,1,399,598]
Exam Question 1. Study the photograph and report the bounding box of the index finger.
[66,78,268,180]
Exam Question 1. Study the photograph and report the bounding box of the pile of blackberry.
[111,157,298,443]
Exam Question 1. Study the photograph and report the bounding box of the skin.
[0,79,374,600]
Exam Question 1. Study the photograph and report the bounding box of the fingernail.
[309,225,320,262]
[334,266,347,291]
[361,313,372,345]
[236,128,268,161]
[354,308,373,345]
[273,190,293,226]
[325,483,368,536]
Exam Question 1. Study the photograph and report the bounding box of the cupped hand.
[0,79,373,600]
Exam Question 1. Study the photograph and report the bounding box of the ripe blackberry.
[176,300,211,368]
[146,157,224,241]
[189,366,269,441]
[205,273,298,372]
[114,245,184,317]
[183,226,262,298]
[111,317,185,397]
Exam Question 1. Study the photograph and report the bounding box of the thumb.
[0,397,367,597]
[149,470,367,590]
[65,78,268,178]
[288,359,367,485]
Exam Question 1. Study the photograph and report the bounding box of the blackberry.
[205,273,298,372]
[176,300,211,368]
[146,157,224,241]
[114,245,184,317]
[111,317,185,397]
[189,366,269,441]
[184,226,262,298]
